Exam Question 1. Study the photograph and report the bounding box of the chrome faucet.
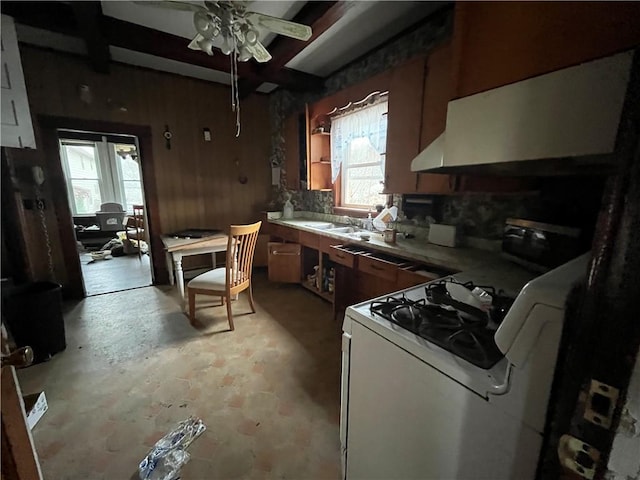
[342,216,361,227]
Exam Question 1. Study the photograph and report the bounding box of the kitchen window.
[59,138,143,216]
[331,95,388,210]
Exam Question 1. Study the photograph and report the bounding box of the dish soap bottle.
[363,212,374,231]
[282,193,294,219]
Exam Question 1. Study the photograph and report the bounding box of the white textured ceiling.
[286,1,446,77]
[15,1,447,91]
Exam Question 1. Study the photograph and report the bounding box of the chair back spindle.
[226,222,261,290]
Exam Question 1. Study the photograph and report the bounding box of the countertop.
[268,217,537,295]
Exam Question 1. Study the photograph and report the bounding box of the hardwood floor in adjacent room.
[79,253,152,296]
[17,271,342,479]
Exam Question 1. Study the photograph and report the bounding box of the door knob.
[1,346,34,368]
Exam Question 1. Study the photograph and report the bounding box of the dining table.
[161,233,229,300]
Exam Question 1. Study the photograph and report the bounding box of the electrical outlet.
[203,128,211,142]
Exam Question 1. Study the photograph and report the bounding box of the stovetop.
[369,280,515,369]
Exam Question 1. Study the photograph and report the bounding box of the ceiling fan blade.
[246,41,272,63]
[247,13,312,41]
[133,1,205,13]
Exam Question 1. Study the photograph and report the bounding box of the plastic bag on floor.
[138,416,206,480]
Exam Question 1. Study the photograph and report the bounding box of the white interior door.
[1,15,35,149]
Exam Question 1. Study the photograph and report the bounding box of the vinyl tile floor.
[17,271,342,479]
[79,253,152,296]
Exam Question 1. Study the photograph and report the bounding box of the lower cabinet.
[267,242,301,283]
[267,223,457,319]
[332,246,457,319]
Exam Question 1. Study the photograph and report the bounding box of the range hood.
[411,50,634,174]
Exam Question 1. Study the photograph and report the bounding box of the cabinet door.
[383,56,426,194]
[268,242,301,283]
[452,2,640,98]
[334,264,356,319]
[1,15,35,149]
[417,43,455,195]
[283,112,300,190]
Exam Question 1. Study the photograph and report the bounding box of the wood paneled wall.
[11,46,272,287]
[21,46,271,230]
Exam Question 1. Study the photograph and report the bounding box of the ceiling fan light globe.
[245,28,258,46]
[194,11,215,39]
[197,37,215,56]
[220,37,233,56]
[238,47,252,62]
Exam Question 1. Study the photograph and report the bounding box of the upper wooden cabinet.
[452,2,640,98]
[307,111,332,191]
[284,105,331,191]
[383,45,455,195]
[383,55,425,194]
[417,43,455,195]
[283,111,300,190]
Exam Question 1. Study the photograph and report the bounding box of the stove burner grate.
[370,289,508,369]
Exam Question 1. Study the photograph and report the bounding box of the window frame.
[59,137,143,217]
[331,97,389,213]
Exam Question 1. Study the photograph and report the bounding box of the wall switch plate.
[203,128,211,141]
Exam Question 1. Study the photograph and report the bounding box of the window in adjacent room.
[330,94,388,210]
[59,138,143,216]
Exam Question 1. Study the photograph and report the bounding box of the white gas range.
[340,252,589,480]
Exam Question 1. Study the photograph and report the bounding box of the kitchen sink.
[327,226,359,234]
[303,222,337,230]
[328,226,377,241]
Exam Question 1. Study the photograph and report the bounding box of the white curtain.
[330,101,388,184]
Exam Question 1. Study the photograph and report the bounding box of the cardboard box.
[23,392,48,430]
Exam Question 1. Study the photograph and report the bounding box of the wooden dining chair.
[187,221,262,330]
[125,204,145,259]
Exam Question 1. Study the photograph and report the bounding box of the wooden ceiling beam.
[101,16,253,76]
[1,1,324,92]
[239,1,353,97]
[70,1,111,74]
[1,2,78,36]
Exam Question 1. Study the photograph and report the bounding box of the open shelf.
[301,281,334,304]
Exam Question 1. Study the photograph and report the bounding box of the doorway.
[58,131,151,296]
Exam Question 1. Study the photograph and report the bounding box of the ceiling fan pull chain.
[232,34,241,137]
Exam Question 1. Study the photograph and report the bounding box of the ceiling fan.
[135,1,313,63]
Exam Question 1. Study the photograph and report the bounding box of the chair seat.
[188,268,248,291]
[188,267,227,290]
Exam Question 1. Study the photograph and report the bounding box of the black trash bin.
[3,282,66,363]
